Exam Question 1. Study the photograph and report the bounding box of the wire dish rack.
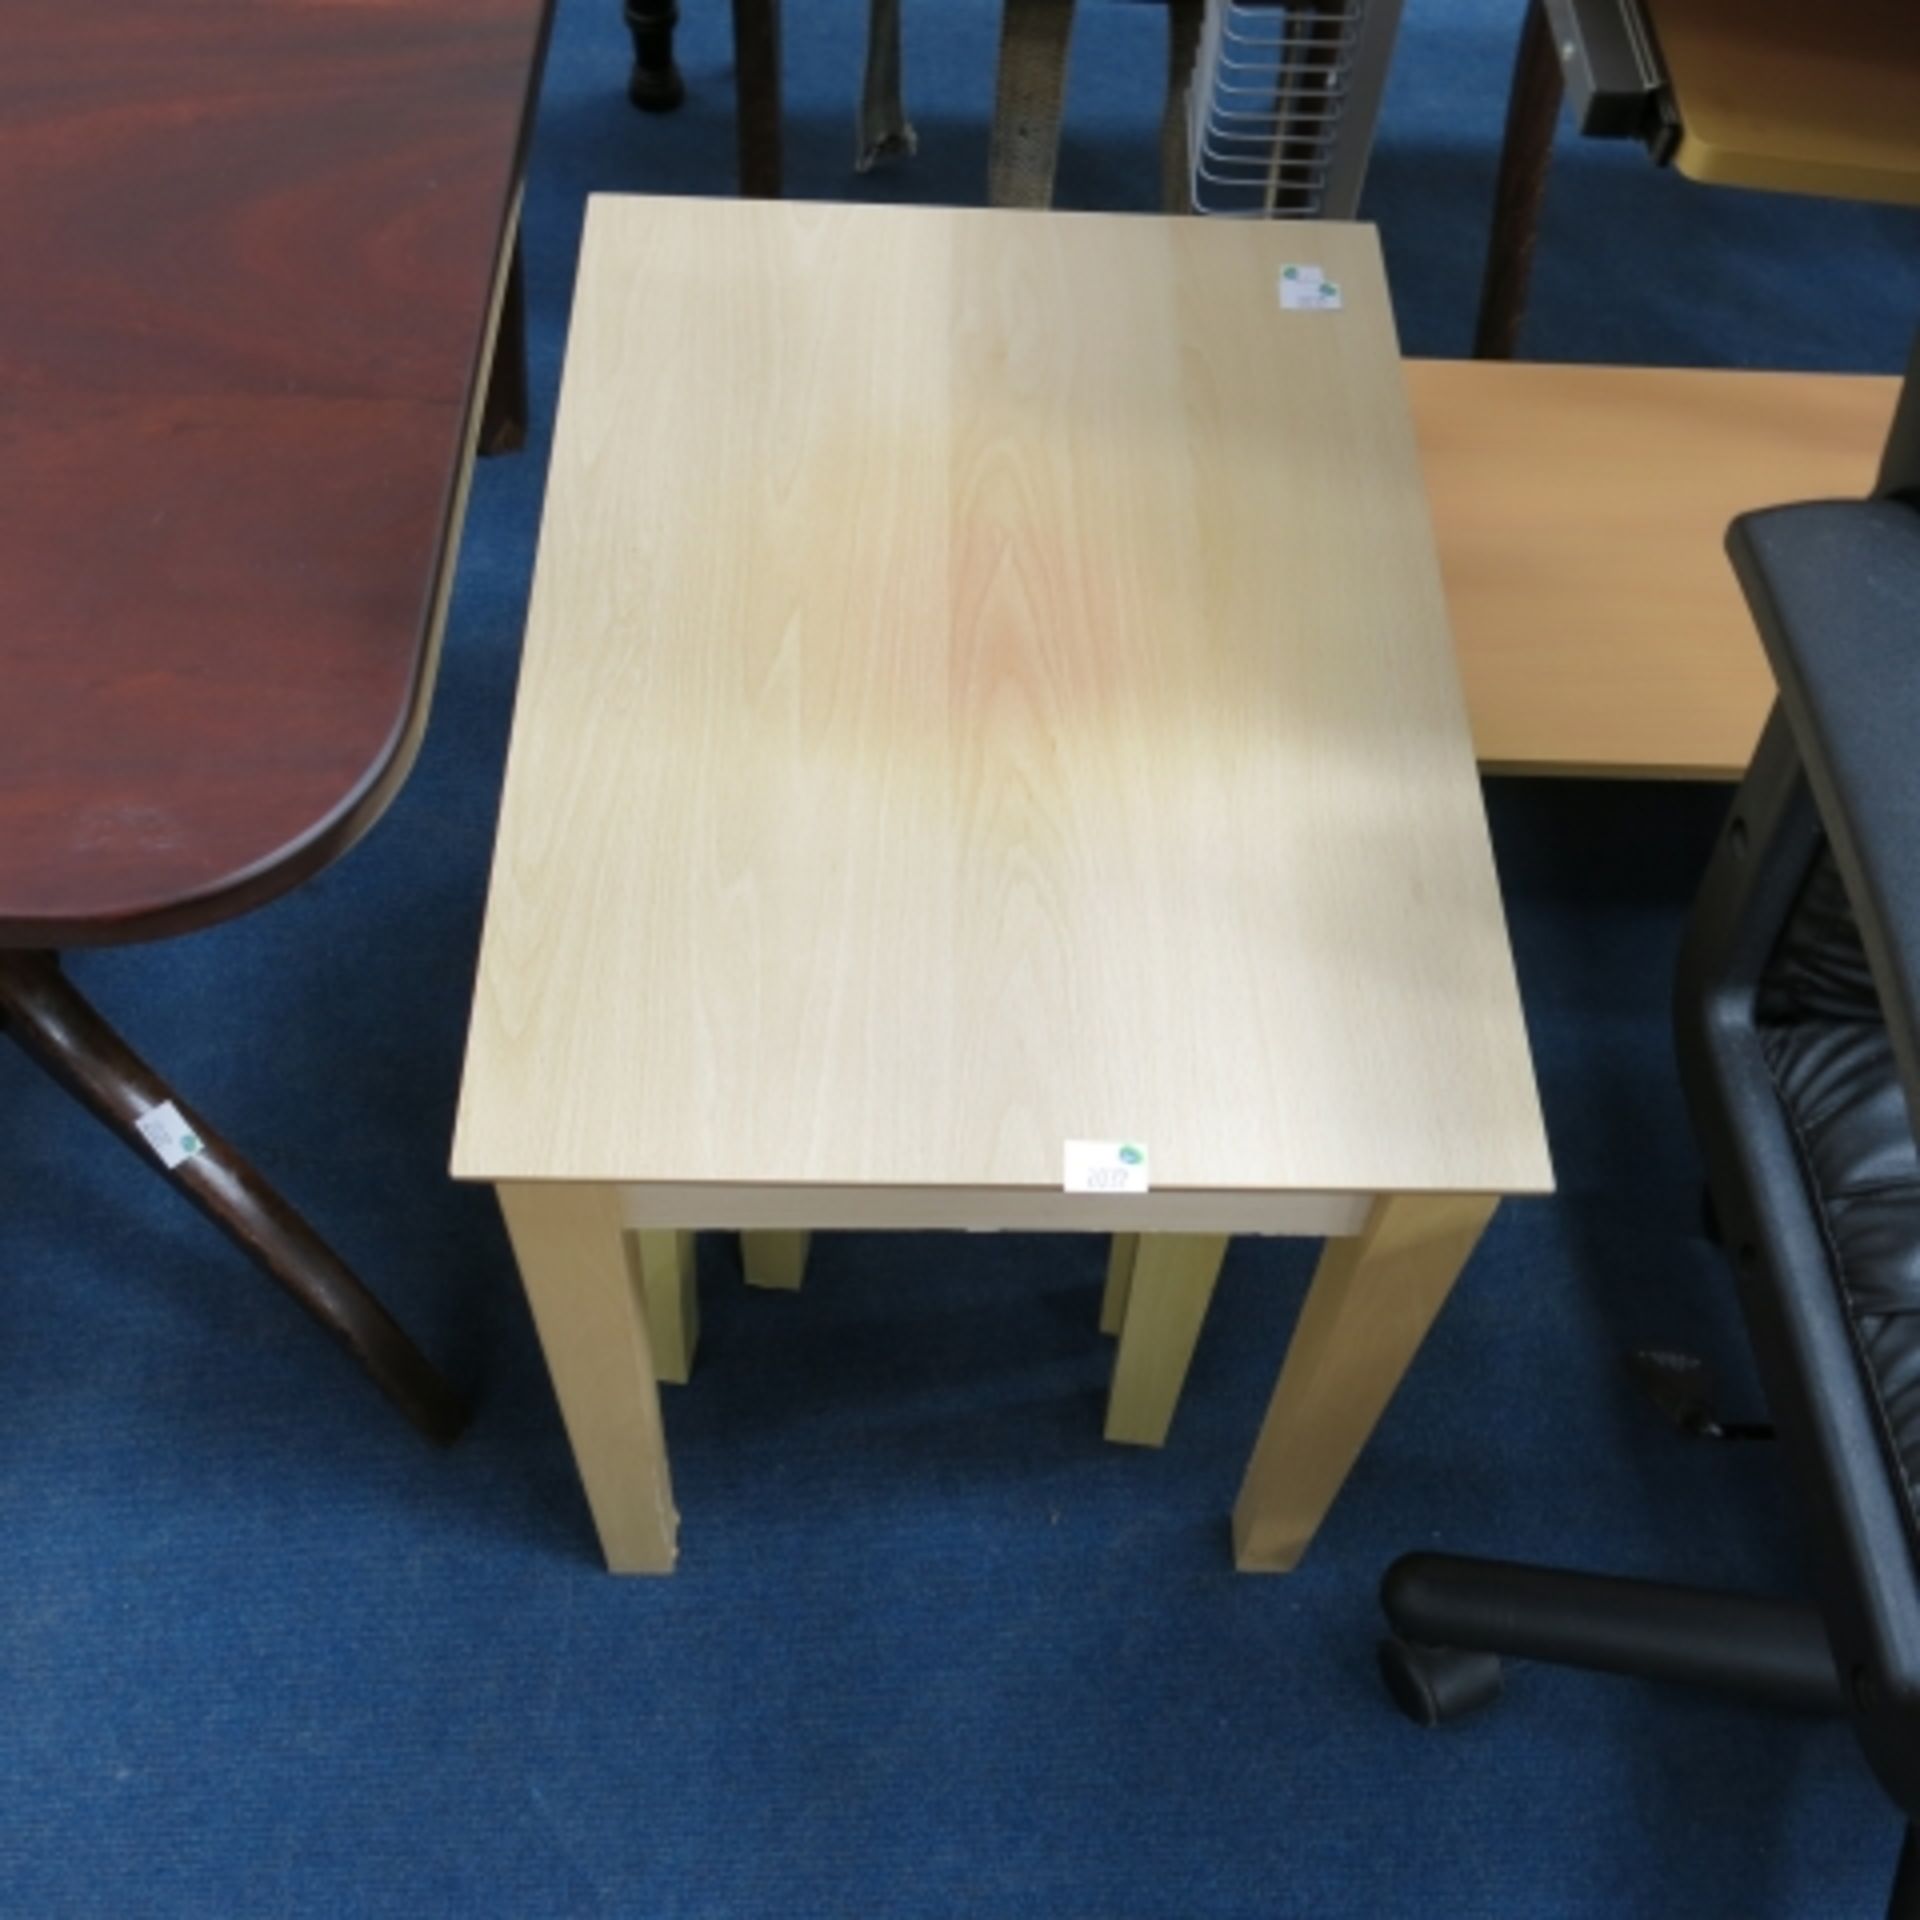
[1187,0,1405,220]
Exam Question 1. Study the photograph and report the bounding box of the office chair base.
[1379,1637,1505,1728]
[1381,1553,1845,1715]
[1629,1347,1773,1441]
[1891,1825,1920,1920]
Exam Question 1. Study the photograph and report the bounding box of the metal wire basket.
[1188,0,1404,219]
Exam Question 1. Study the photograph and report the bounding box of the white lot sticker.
[1279,263,1343,311]
[135,1100,206,1171]
[1063,1140,1151,1196]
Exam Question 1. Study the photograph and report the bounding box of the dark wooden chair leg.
[625,0,685,112]
[1473,0,1565,360]
[478,234,529,459]
[1161,0,1205,214]
[0,951,469,1446]
[732,0,782,198]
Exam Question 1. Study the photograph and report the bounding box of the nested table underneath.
[454,197,1552,1573]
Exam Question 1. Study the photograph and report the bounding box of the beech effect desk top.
[0,0,550,947]
[1412,359,1899,779]
[454,198,1551,1220]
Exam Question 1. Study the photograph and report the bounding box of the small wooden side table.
[455,198,1552,1572]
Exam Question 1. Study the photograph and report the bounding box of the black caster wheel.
[1379,1637,1504,1728]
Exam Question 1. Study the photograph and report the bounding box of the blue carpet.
[4,2,1919,1914]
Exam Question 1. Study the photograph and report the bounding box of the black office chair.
[1377,336,1920,1918]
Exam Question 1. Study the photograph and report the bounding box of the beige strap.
[989,0,1078,208]
[989,0,1201,213]
[858,0,917,172]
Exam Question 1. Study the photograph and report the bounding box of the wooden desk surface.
[1653,0,1920,203]
[455,199,1550,1216]
[1412,359,1897,778]
[0,0,551,947]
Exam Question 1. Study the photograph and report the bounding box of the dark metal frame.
[1541,0,1670,141]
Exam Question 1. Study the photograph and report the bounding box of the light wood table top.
[454,197,1550,1224]
[1410,359,1898,779]
[1653,0,1920,204]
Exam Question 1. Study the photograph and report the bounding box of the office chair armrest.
[1729,498,1920,1109]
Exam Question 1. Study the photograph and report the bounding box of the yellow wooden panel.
[741,1230,810,1290]
[1105,1234,1230,1447]
[1234,1193,1499,1573]
[628,1228,698,1384]
[1409,359,1896,778]
[497,1183,677,1574]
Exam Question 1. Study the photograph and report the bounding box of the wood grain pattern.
[618,1183,1370,1236]
[1233,1192,1499,1572]
[1653,0,1920,204]
[1100,1234,1139,1336]
[1411,360,1897,778]
[454,199,1549,1219]
[0,0,551,946]
[497,1182,678,1573]
[628,1228,698,1384]
[740,1230,810,1290]
[1104,1234,1230,1446]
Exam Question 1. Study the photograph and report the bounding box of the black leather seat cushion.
[1762,850,1920,1527]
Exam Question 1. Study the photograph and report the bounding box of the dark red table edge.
[0,25,549,955]
[0,5,554,1450]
